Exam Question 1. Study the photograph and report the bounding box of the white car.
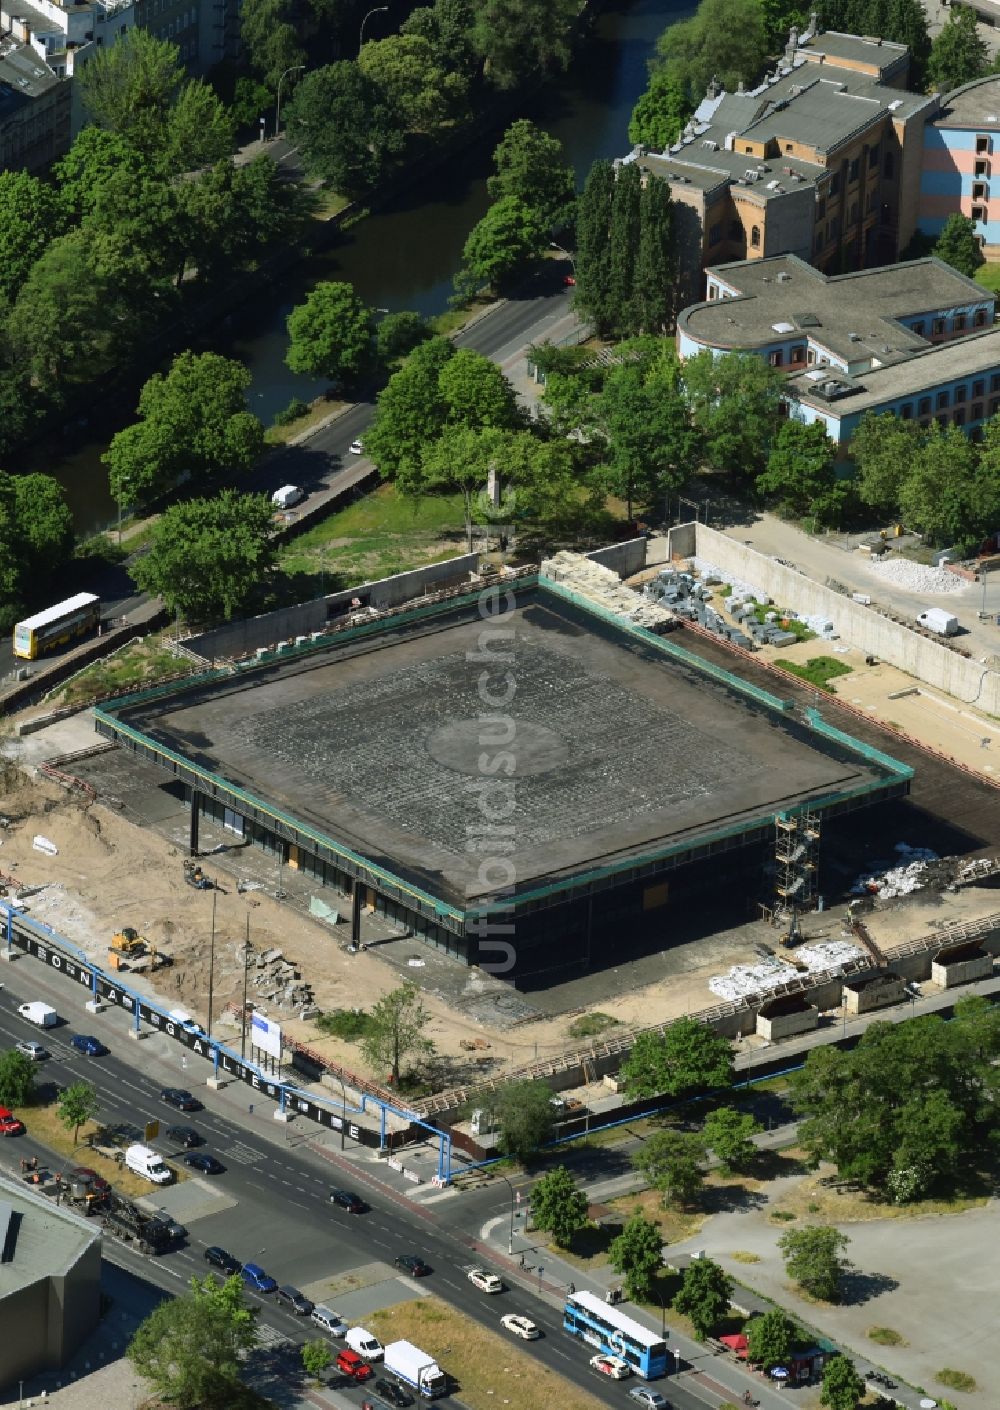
[501,1313,539,1340]
[15,1040,47,1061]
[348,438,363,454]
[590,1353,631,1380]
[468,1267,504,1294]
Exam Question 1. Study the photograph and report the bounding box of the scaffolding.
[774,811,821,913]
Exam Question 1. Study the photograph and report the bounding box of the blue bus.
[563,1290,669,1379]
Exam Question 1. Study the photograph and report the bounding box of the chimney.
[785,24,799,62]
[804,9,818,40]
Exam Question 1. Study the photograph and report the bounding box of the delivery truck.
[17,1002,58,1028]
[383,1340,448,1399]
[917,608,959,636]
[271,485,304,510]
[124,1143,173,1185]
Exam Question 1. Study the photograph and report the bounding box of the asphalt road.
[0,960,705,1410]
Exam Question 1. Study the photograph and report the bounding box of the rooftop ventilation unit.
[702,139,718,150]
[744,169,760,181]
[849,332,861,341]
[777,271,791,282]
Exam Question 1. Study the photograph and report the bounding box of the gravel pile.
[865,557,967,596]
[851,842,939,898]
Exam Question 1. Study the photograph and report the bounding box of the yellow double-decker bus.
[13,593,101,660]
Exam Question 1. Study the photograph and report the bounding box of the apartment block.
[918,76,1000,260]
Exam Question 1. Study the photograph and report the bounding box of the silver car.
[628,1389,670,1408]
[16,1040,47,1061]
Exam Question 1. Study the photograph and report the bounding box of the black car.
[393,1254,430,1277]
[330,1189,367,1214]
[276,1284,314,1316]
[183,1152,224,1175]
[161,1087,201,1112]
[166,1125,202,1148]
[374,1379,414,1408]
[204,1246,241,1275]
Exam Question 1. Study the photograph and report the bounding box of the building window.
[848,158,859,183]
[975,159,989,178]
[884,151,894,179]
[974,182,988,201]
[954,408,966,426]
[937,390,950,410]
[745,145,754,154]
[972,204,987,223]
[932,318,946,336]
[830,173,840,196]
[954,383,967,402]
[977,135,991,154]
[975,309,988,327]
[955,313,967,332]
[785,142,793,153]
[751,225,761,248]
[869,143,880,168]
[992,373,1000,392]
[849,201,858,225]
[972,401,984,420]
[709,222,722,245]
[770,349,784,367]
[791,344,806,363]
[918,396,932,416]
[900,402,913,419]
[974,379,986,396]
[912,320,925,336]
[708,285,717,300]
[807,350,816,365]
[817,198,826,220]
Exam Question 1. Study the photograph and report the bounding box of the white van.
[345,1326,383,1360]
[271,485,304,510]
[125,1143,173,1185]
[18,1002,58,1028]
[310,1305,347,1337]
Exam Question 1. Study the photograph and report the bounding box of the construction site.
[3,550,1000,1114]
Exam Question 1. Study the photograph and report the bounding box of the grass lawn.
[46,633,189,710]
[770,1159,990,1222]
[748,605,815,641]
[310,189,351,220]
[366,1297,609,1410]
[263,395,350,445]
[18,1099,183,1198]
[429,295,497,337]
[972,262,1000,296]
[773,655,853,692]
[277,482,468,591]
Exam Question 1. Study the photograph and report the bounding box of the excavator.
[109,926,145,957]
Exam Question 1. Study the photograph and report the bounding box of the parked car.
[330,1189,367,1213]
[277,1285,314,1316]
[183,1152,224,1175]
[0,1107,25,1136]
[165,1125,202,1148]
[468,1268,504,1294]
[241,1263,277,1294]
[628,1389,671,1408]
[393,1254,430,1277]
[15,1040,48,1061]
[310,1305,348,1337]
[590,1354,631,1380]
[373,1378,413,1407]
[161,1087,200,1111]
[500,1314,539,1340]
[335,1348,372,1382]
[204,1247,241,1275]
[349,439,363,455]
[71,1034,106,1056]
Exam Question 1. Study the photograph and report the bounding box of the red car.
[335,1349,372,1381]
[70,1166,111,1194]
[0,1106,25,1136]
[563,274,576,286]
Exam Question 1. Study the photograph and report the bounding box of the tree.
[57,1081,99,1146]
[0,1049,36,1108]
[359,982,434,1085]
[471,0,578,89]
[682,349,785,478]
[286,282,375,385]
[439,348,519,431]
[358,34,468,132]
[487,119,576,234]
[530,1165,590,1247]
[416,426,508,549]
[574,160,616,335]
[131,492,276,623]
[629,69,691,152]
[620,1018,733,1101]
[301,1340,332,1377]
[492,1080,555,1163]
[928,5,988,93]
[608,163,642,338]
[105,350,263,505]
[285,63,403,196]
[647,0,769,113]
[850,411,920,513]
[634,1128,707,1208]
[8,230,118,386]
[757,420,837,519]
[745,1308,797,1369]
[673,1256,732,1339]
[0,171,66,305]
[455,196,547,297]
[599,362,699,520]
[375,311,430,365]
[364,335,455,480]
[608,1212,664,1300]
[129,1273,258,1409]
[820,1353,865,1410]
[779,1225,850,1301]
[78,29,184,146]
[933,212,985,279]
[13,474,74,583]
[632,177,677,334]
[897,422,979,545]
[703,1107,761,1173]
[162,80,236,174]
[402,0,477,75]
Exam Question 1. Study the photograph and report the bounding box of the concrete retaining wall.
[758,1005,820,1040]
[687,524,1000,714]
[932,954,994,986]
[587,538,647,580]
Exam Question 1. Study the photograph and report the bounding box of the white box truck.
[917,608,959,636]
[125,1143,173,1185]
[271,485,304,510]
[383,1340,448,1399]
[18,1002,58,1028]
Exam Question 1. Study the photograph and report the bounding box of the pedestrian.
[568,1282,575,1295]
[519,1253,525,1269]
[248,1103,254,1116]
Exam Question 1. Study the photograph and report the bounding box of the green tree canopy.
[286,281,375,385]
[598,359,699,520]
[240,0,307,88]
[455,196,548,297]
[628,69,691,151]
[746,1308,798,1369]
[928,5,989,93]
[285,63,404,196]
[633,1128,707,1208]
[8,229,119,386]
[620,1018,734,1100]
[487,119,576,233]
[673,1256,732,1339]
[13,473,74,584]
[471,0,578,89]
[301,1340,332,1377]
[0,171,66,305]
[0,1048,36,1108]
[778,1225,851,1301]
[402,0,477,74]
[608,1212,664,1300]
[129,1273,258,1409]
[162,80,236,174]
[78,29,184,146]
[375,311,431,365]
[645,0,768,120]
[757,419,838,520]
[416,424,505,548]
[359,34,468,132]
[364,335,455,480]
[702,1106,762,1172]
[682,349,785,478]
[131,491,276,624]
[493,1080,555,1163]
[530,1165,590,1247]
[57,1081,100,1146]
[897,422,980,545]
[574,160,616,335]
[850,411,919,512]
[359,982,434,1085]
[933,212,986,278]
[54,127,153,222]
[439,348,520,430]
[820,1353,866,1410]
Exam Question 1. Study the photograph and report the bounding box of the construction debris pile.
[866,557,967,596]
[687,559,839,644]
[244,945,315,1012]
[851,843,940,899]
[709,940,863,1001]
[541,552,676,632]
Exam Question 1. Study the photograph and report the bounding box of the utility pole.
[241,916,251,1060]
[206,889,217,1041]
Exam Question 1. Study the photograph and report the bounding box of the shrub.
[936,1369,977,1393]
[273,397,310,427]
[315,1008,371,1041]
[568,1012,620,1039]
[868,1327,905,1347]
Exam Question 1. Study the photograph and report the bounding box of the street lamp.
[359,4,388,53]
[494,1171,516,1254]
[275,63,305,137]
[549,240,577,277]
[206,888,217,1041]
